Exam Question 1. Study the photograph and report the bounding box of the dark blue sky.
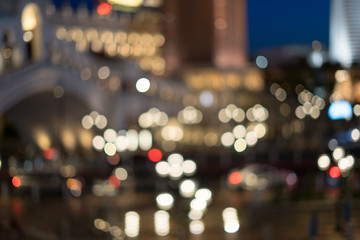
[54,0,330,54]
[248,0,330,54]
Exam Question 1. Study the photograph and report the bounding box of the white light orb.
[199,91,214,108]
[155,161,170,177]
[183,160,197,176]
[136,78,150,93]
[93,136,105,151]
[156,193,174,210]
[179,179,197,198]
[317,154,330,171]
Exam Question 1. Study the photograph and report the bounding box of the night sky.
[54,0,330,54]
[248,0,330,54]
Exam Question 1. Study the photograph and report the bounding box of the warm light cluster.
[138,108,168,128]
[92,179,118,197]
[185,69,264,92]
[155,153,196,179]
[218,104,245,123]
[55,27,166,74]
[227,165,297,191]
[270,83,287,102]
[92,128,153,155]
[161,118,184,142]
[154,187,212,236]
[187,188,213,235]
[222,207,240,233]
[221,123,267,152]
[295,89,325,120]
[139,103,269,152]
[82,110,153,155]
[94,218,124,238]
[154,210,170,236]
[177,106,203,124]
[331,70,352,102]
[59,165,76,178]
[317,143,355,178]
[82,111,108,130]
[125,211,140,237]
[218,104,268,123]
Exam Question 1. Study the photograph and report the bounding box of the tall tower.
[329,0,360,66]
[164,0,248,72]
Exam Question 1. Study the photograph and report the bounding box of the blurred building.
[164,0,247,71]
[329,0,360,66]
[2,1,360,239]
[0,0,346,198]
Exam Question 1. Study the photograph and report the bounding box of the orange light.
[228,172,242,185]
[12,176,21,188]
[66,178,82,191]
[97,3,112,16]
[329,166,341,178]
[109,175,121,188]
[148,148,162,162]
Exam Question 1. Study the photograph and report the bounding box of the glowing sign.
[108,0,143,9]
[328,100,352,120]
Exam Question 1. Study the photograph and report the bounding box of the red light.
[97,3,112,16]
[109,175,121,188]
[107,153,120,165]
[229,172,242,185]
[148,148,162,162]
[43,147,55,160]
[12,176,21,188]
[329,166,341,178]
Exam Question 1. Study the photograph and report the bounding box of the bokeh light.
[104,129,117,142]
[329,166,341,178]
[195,188,212,203]
[222,207,240,233]
[107,153,120,165]
[154,210,170,236]
[109,175,121,188]
[156,193,174,210]
[256,55,268,69]
[97,2,112,16]
[228,172,242,185]
[199,90,214,107]
[115,167,128,180]
[125,211,140,237]
[332,146,345,161]
[136,78,150,93]
[317,154,331,170]
[221,132,235,147]
[104,142,117,156]
[182,160,197,176]
[155,161,170,177]
[189,220,205,234]
[12,176,21,188]
[179,179,197,198]
[148,148,162,162]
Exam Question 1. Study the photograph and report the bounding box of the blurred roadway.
[0,189,359,240]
